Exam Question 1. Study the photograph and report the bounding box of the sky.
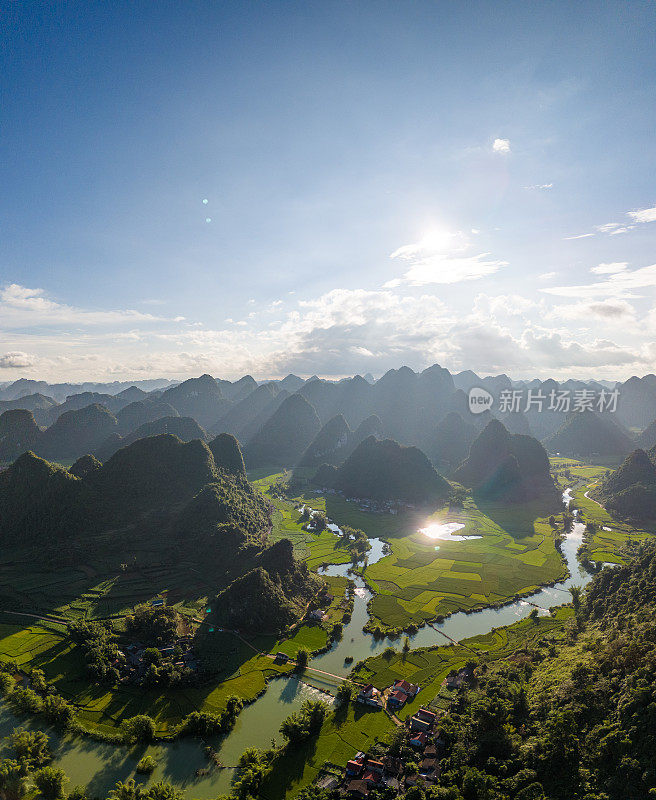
[1,0,656,383]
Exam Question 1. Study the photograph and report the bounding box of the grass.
[359,497,566,632]
[0,615,297,736]
[550,457,653,564]
[261,703,395,800]
[351,605,574,719]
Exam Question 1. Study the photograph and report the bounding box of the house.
[346,759,364,777]
[362,771,381,787]
[347,780,369,798]
[309,609,324,620]
[356,684,382,708]
[366,760,384,775]
[387,690,409,708]
[409,732,429,748]
[274,652,289,664]
[423,744,438,758]
[415,707,437,725]
[150,599,164,607]
[419,758,440,776]
[409,715,432,732]
[392,679,419,696]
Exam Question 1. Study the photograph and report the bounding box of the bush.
[120,715,156,744]
[9,728,51,769]
[0,672,15,696]
[11,687,42,714]
[136,755,156,774]
[42,695,75,729]
[32,766,68,800]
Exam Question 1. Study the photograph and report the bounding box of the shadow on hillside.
[476,495,561,540]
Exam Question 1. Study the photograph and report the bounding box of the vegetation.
[455,419,559,503]
[330,436,451,504]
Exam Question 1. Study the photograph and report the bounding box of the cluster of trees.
[178,696,244,737]
[68,619,120,682]
[0,667,76,730]
[125,605,179,646]
[279,699,328,746]
[337,524,371,563]
[0,728,67,800]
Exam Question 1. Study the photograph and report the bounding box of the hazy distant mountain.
[244,393,321,469]
[297,379,341,423]
[0,410,42,462]
[0,393,59,427]
[216,375,258,403]
[635,418,656,450]
[161,374,231,429]
[544,410,634,458]
[428,411,477,470]
[330,435,450,504]
[454,419,558,503]
[36,404,118,462]
[96,416,206,461]
[299,414,351,467]
[211,382,288,439]
[592,449,656,520]
[116,399,180,434]
[615,375,656,430]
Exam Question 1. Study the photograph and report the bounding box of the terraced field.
[352,606,574,718]
[0,614,299,735]
[361,498,566,632]
[551,457,652,563]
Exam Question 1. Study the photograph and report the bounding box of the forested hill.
[422,540,656,800]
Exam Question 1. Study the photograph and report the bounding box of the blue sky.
[1,0,655,381]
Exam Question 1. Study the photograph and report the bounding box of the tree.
[142,648,161,666]
[108,779,142,800]
[32,766,68,800]
[42,695,75,729]
[295,648,309,669]
[30,669,47,694]
[120,715,156,744]
[280,700,328,746]
[142,782,182,800]
[336,681,354,703]
[312,512,328,532]
[0,759,27,800]
[9,729,51,769]
[10,688,42,714]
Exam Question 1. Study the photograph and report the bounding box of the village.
[313,666,475,796]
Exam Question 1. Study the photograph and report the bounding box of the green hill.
[454,419,558,502]
[298,414,351,467]
[160,374,231,429]
[208,432,246,475]
[245,393,321,469]
[544,409,633,458]
[331,435,450,504]
[116,398,179,434]
[212,539,321,632]
[592,448,656,521]
[0,409,42,462]
[36,403,118,462]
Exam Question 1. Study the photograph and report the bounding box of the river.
[0,489,592,797]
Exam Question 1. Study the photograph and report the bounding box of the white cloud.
[525,183,553,190]
[549,298,636,321]
[590,262,628,275]
[492,138,511,154]
[0,351,36,369]
[0,284,175,329]
[628,206,656,224]
[542,262,656,299]
[563,232,594,240]
[386,230,507,287]
[538,271,557,281]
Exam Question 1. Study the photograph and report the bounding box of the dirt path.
[0,609,68,626]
